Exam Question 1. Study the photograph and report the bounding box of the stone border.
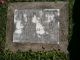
[6,2,68,53]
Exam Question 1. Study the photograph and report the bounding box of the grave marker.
[6,2,68,52]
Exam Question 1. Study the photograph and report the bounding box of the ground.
[0,0,74,60]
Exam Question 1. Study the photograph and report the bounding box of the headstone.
[6,2,68,52]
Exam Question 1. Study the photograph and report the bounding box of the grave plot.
[6,2,68,52]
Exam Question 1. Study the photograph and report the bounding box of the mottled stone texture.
[13,9,60,44]
[6,2,68,53]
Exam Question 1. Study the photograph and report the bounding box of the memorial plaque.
[6,2,68,52]
[13,9,60,44]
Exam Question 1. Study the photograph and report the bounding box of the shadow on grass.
[68,0,80,60]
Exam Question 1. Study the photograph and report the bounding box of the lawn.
[0,0,74,60]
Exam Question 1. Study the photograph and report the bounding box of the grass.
[0,50,68,60]
[0,3,7,52]
[8,0,66,2]
[0,0,74,60]
[68,0,74,42]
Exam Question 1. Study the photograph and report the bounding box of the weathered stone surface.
[6,2,68,53]
[13,9,60,44]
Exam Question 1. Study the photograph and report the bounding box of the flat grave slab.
[13,9,60,44]
[6,2,68,52]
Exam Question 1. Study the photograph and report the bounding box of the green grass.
[0,0,74,60]
[68,0,74,42]
[0,3,7,52]
[0,50,68,60]
[8,0,66,2]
